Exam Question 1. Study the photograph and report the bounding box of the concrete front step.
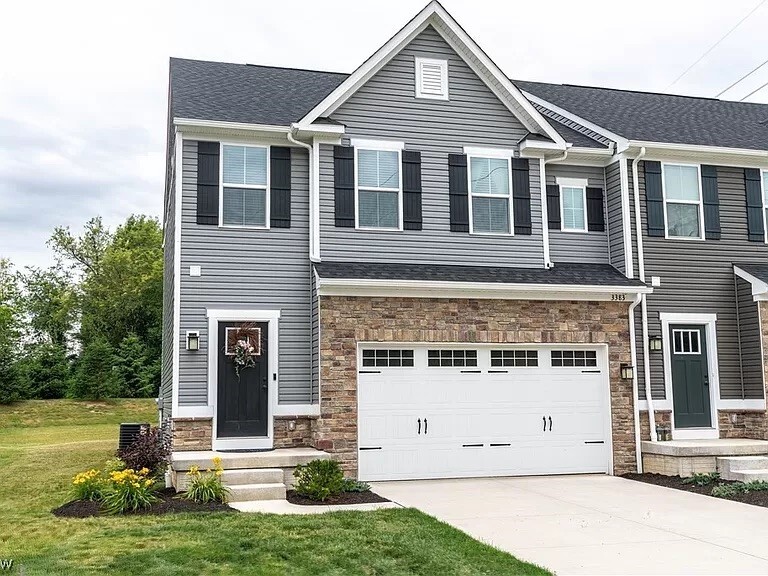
[717,456,768,479]
[728,470,768,482]
[171,447,330,472]
[228,482,286,502]
[174,468,284,491]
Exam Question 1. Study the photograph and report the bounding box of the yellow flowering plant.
[72,469,104,501]
[183,457,229,504]
[101,467,159,514]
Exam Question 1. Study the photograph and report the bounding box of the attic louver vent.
[416,57,448,100]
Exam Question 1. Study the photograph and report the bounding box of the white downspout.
[287,126,319,262]
[629,292,644,471]
[631,146,656,442]
[540,150,568,269]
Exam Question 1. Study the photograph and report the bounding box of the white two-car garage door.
[358,345,611,481]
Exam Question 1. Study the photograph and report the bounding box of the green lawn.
[0,399,548,575]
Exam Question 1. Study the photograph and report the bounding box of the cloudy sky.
[2,0,767,268]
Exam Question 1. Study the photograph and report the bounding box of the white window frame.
[661,162,704,241]
[352,139,404,231]
[556,177,589,233]
[219,142,270,230]
[671,328,701,355]
[466,148,514,236]
[414,56,448,100]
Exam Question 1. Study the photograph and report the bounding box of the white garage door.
[358,345,610,481]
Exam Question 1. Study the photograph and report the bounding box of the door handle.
[418,418,421,435]
[549,416,553,432]
[704,375,709,387]
[543,416,546,431]
[424,418,428,435]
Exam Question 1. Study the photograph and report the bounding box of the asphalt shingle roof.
[547,121,607,149]
[314,261,645,287]
[735,264,768,284]
[170,58,347,126]
[515,80,768,151]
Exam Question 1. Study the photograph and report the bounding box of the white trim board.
[659,312,720,440]
[206,308,281,450]
[171,130,183,414]
[295,1,565,147]
[734,265,768,300]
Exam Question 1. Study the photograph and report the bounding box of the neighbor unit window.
[221,144,268,227]
[491,350,539,367]
[357,148,401,229]
[561,186,587,231]
[427,349,478,367]
[551,350,597,367]
[469,156,511,234]
[663,164,702,238]
[361,349,414,367]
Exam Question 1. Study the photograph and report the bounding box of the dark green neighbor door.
[670,324,711,428]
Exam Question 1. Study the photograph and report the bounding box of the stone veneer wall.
[171,415,317,451]
[315,296,636,477]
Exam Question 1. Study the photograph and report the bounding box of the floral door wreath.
[225,323,262,379]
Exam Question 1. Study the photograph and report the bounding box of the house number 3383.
[611,294,627,301]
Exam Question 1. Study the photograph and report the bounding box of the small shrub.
[72,469,104,501]
[743,480,768,492]
[293,459,344,501]
[101,467,159,514]
[682,472,720,487]
[183,457,230,504]
[341,478,371,493]
[117,426,170,478]
[711,480,768,499]
[103,457,126,473]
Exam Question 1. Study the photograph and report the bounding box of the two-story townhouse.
[161,1,768,485]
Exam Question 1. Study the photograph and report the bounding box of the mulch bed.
[623,473,768,508]
[286,489,390,506]
[52,488,237,518]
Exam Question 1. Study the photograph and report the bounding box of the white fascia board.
[292,122,346,138]
[734,266,768,299]
[297,2,565,146]
[174,118,289,133]
[630,140,768,158]
[463,145,516,158]
[351,138,405,151]
[518,139,566,154]
[317,277,652,300]
[521,91,629,150]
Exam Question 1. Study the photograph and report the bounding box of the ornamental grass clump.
[183,457,230,504]
[72,469,104,501]
[101,467,159,514]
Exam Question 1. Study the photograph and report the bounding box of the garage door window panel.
[427,349,478,367]
[490,350,538,367]
[362,349,414,367]
[551,350,597,367]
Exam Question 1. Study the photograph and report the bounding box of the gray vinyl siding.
[546,164,609,264]
[736,277,764,399]
[160,137,176,422]
[320,25,544,267]
[635,162,768,400]
[177,140,313,405]
[605,161,626,274]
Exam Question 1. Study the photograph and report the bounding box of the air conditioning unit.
[119,422,150,451]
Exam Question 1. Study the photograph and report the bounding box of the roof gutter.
[631,146,656,442]
[287,125,320,262]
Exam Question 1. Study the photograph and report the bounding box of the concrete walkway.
[371,475,768,575]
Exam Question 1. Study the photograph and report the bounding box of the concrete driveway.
[371,475,768,575]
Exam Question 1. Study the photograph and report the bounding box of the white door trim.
[659,312,720,440]
[206,308,280,450]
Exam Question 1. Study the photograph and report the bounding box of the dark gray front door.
[217,321,269,438]
[670,324,711,428]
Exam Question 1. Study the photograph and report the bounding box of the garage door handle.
[424,418,428,435]
[543,416,546,431]
[549,416,553,432]
[359,446,382,450]
[417,418,421,435]
[584,441,604,444]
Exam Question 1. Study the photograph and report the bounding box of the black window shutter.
[402,150,422,231]
[511,158,532,235]
[270,146,291,228]
[745,168,765,242]
[448,154,469,232]
[334,146,355,227]
[196,141,219,225]
[701,165,720,240]
[586,187,605,232]
[546,184,561,230]
[644,161,665,237]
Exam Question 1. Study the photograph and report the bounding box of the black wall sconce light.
[649,335,663,352]
[620,363,634,380]
[186,331,200,351]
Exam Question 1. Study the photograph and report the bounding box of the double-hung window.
[663,164,702,239]
[221,144,269,228]
[468,154,512,234]
[557,178,587,232]
[356,146,402,229]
